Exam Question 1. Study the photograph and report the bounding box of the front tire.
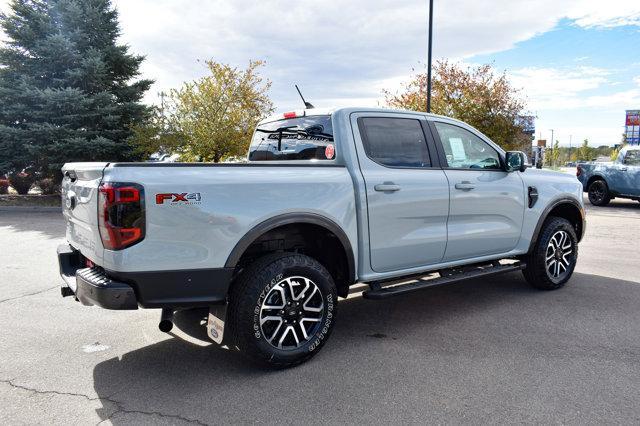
[522,217,578,290]
[227,253,337,368]
[588,179,610,206]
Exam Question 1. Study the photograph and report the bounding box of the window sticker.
[325,144,335,159]
[449,138,466,160]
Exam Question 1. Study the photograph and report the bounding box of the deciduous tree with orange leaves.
[384,61,533,151]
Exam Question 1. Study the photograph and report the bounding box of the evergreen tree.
[0,0,152,178]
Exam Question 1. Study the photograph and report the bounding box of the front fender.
[527,197,586,253]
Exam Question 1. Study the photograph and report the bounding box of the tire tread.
[522,216,578,290]
[227,252,336,368]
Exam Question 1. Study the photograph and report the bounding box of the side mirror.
[505,151,527,173]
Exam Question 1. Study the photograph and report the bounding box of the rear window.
[248,116,334,161]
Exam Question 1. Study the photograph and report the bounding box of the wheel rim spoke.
[303,285,324,313]
[267,319,283,344]
[298,322,309,340]
[261,285,286,311]
[260,275,325,350]
[545,230,574,280]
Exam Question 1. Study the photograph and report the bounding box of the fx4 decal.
[155,192,202,205]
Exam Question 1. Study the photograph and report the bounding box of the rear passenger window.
[358,117,431,168]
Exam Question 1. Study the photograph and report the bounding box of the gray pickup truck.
[58,107,585,367]
[577,146,640,206]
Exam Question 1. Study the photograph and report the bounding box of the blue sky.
[1,0,639,146]
[472,20,639,146]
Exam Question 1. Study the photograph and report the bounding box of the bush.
[8,172,36,195]
[0,178,9,194]
[36,178,61,195]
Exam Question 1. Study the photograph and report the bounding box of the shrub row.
[0,174,60,195]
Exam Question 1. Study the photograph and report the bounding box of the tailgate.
[61,162,108,264]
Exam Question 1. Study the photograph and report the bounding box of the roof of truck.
[259,106,448,125]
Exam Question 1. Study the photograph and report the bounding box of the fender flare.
[586,174,607,187]
[224,213,356,283]
[528,197,586,252]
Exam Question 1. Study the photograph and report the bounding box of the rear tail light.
[576,165,582,177]
[98,182,145,250]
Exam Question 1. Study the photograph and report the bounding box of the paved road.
[1,197,639,425]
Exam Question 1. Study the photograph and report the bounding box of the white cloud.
[106,0,639,108]
[511,66,640,111]
[0,0,638,146]
[1,0,639,108]
[511,66,637,145]
[109,0,563,106]
[566,0,640,28]
[511,67,611,110]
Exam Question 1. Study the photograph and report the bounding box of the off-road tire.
[588,179,610,206]
[522,217,578,290]
[227,253,337,368]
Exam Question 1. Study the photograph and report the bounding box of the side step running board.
[362,261,526,300]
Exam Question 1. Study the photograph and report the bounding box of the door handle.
[455,181,475,190]
[374,183,401,192]
[620,167,628,171]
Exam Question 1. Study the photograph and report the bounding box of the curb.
[0,206,62,212]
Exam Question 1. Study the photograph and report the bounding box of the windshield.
[248,115,334,161]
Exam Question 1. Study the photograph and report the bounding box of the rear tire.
[227,253,337,368]
[522,217,578,290]
[588,179,610,206]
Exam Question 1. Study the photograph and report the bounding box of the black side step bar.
[362,261,526,300]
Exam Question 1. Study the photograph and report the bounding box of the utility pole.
[550,129,555,167]
[569,134,572,162]
[158,91,168,133]
[158,91,166,113]
[426,0,433,113]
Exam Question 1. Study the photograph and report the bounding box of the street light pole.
[569,134,572,162]
[426,0,433,113]
[549,129,554,167]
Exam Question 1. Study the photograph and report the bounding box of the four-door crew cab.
[58,107,586,367]
[577,146,640,206]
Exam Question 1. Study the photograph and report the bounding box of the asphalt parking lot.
[1,197,639,425]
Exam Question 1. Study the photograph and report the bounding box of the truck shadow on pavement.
[0,211,65,240]
[584,198,640,214]
[91,271,640,424]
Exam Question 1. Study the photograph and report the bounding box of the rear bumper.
[58,244,138,310]
[58,244,234,310]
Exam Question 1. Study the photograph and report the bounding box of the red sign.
[325,144,335,160]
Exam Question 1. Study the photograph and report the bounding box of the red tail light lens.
[576,165,582,177]
[98,182,145,250]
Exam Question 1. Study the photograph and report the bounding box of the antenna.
[295,85,315,109]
